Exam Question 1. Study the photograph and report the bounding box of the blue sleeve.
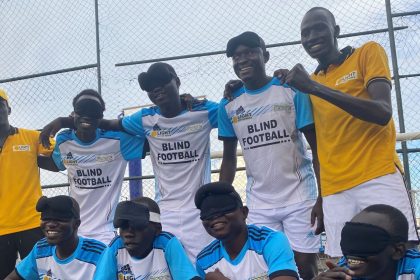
[15,246,39,279]
[195,261,206,279]
[119,132,145,161]
[293,89,314,130]
[217,99,236,139]
[165,237,200,280]
[121,110,146,138]
[263,232,298,277]
[205,100,219,129]
[93,246,118,280]
[51,141,66,171]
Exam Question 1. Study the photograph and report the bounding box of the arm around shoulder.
[219,139,238,184]
[4,270,23,280]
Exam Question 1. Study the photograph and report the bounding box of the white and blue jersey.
[196,225,299,280]
[218,77,317,209]
[52,129,143,243]
[338,249,420,279]
[122,100,218,211]
[16,237,106,280]
[95,232,200,280]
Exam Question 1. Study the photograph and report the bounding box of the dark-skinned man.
[40,63,218,260]
[0,89,58,279]
[275,7,418,258]
[195,182,299,280]
[315,204,420,279]
[95,197,200,280]
[218,31,320,279]
[5,195,106,280]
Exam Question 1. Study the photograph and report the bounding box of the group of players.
[1,6,420,280]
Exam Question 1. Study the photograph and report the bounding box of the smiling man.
[315,204,420,280]
[275,7,418,258]
[49,89,143,244]
[95,197,200,280]
[5,195,106,280]
[218,31,320,279]
[195,182,299,280]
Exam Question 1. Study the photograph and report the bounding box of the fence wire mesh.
[1,0,419,219]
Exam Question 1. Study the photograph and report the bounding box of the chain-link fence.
[1,0,420,217]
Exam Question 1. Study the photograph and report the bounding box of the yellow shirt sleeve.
[360,41,392,88]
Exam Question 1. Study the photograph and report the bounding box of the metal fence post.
[94,0,102,95]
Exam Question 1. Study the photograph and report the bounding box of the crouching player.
[95,197,200,280]
[5,196,106,280]
[195,182,299,280]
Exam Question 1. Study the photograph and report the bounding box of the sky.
[1,0,419,194]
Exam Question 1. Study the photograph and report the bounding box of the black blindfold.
[74,99,104,119]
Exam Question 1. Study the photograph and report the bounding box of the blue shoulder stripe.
[83,240,107,250]
[109,235,121,247]
[197,241,221,260]
[153,232,175,251]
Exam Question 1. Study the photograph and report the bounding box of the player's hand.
[180,93,205,111]
[314,260,355,280]
[311,195,325,235]
[277,64,315,94]
[205,269,230,280]
[39,117,73,148]
[273,68,290,85]
[224,80,243,101]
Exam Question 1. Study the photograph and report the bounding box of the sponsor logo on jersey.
[63,152,78,165]
[118,264,135,280]
[150,124,172,138]
[96,153,115,163]
[273,103,292,113]
[186,122,204,133]
[336,70,357,86]
[250,273,269,280]
[231,106,252,124]
[41,269,53,280]
[12,145,30,152]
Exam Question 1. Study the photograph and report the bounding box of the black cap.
[138,62,178,92]
[113,201,161,229]
[195,182,243,220]
[36,196,80,220]
[226,31,266,58]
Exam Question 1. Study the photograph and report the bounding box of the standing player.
[41,63,218,260]
[5,195,106,280]
[46,89,143,244]
[0,89,57,279]
[95,197,200,280]
[276,7,418,257]
[195,182,299,280]
[218,31,320,279]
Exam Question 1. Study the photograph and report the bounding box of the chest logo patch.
[336,71,357,86]
[232,106,252,124]
[12,145,30,152]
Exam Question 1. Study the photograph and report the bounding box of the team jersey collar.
[53,236,83,264]
[314,46,354,75]
[220,238,250,265]
[243,77,276,95]
[71,128,101,146]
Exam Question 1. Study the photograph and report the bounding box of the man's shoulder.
[33,237,54,258]
[56,129,74,144]
[191,99,219,112]
[153,231,177,250]
[196,239,222,267]
[399,249,420,276]
[220,86,247,106]
[248,225,278,252]
[77,237,107,264]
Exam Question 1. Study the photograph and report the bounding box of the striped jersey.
[122,100,218,211]
[16,237,106,279]
[196,225,299,280]
[95,232,199,280]
[338,249,420,279]
[218,77,317,209]
[52,129,143,242]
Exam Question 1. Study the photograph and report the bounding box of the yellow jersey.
[310,41,402,197]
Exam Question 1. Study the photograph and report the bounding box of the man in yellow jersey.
[0,89,58,278]
[275,7,418,257]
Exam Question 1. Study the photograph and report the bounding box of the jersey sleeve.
[93,246,118,280]
[121,110,146,138]
[51,140,66,171]
[293,89,314,131]
[165,237,200,280]
[195,262,206,279]
[119,132,145,161]
[217,99,237,140]
[205,100,219,128]
[263,232,299,279]
[15,246,39,279]
[360,41,392,88]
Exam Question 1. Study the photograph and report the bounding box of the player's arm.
[37,155,59,172]
[219,139,238,184]
[313,260,354,280]
[4,270,23,280]
[165,237,201,280]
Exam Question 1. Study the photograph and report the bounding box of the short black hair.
[72,89,106,111]
[132,197,160,214]
[305,7,337,26]
[362,204,409,240]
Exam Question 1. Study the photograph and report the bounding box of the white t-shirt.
[218,77,317,209]
[122,100,218,211]
[53,129,143,241]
